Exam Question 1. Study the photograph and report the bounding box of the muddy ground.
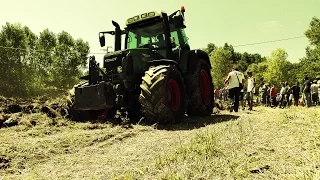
[0,95,72,128]
[0,94,227,129]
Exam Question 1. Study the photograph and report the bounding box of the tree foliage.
[209,47,232,88]
[0,22,90,98]
[2,16,320,98]
[207,16,320,89]
[263,48,291,86]
[202,43,216,55]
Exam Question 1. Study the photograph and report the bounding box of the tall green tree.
[210,47,232,88]
[305,17,320,46]
[298,16,320,80]
[0,22,90,98]
[0,22,38,97]
[53,31,89,89]
[34,28,57,87]
[202,43,216,55]
[263,48,291,86]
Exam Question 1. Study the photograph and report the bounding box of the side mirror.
[99,34,106,47]
[173,15,185,28]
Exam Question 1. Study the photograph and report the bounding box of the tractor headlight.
[117,66,123,73]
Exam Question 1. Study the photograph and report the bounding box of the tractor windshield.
[126,21,165,49]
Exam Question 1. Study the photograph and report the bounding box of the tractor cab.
[99,6,190,67]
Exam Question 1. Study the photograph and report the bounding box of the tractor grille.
[105,69,121,82]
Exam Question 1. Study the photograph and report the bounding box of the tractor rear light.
[181,6,185,12]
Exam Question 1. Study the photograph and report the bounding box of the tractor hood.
[104,49,129,60]
[103,48,152,59]
[103,50,129,69]
[103,48,154,69]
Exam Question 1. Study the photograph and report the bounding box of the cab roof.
[125,11,163,27]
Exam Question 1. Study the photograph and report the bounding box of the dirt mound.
[0,93,229,129]
[0,95,72,128]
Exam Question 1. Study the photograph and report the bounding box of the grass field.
[1,106,320,179]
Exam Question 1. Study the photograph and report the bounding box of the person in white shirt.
[224,66,245,112]
[246,71,256,110]
[240,87,246,110]
[311,80,318,105]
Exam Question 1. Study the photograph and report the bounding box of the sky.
[0,0,319,64]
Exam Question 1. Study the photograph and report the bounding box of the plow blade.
[74,82,115,110]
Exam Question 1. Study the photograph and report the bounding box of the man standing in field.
[285,82,292,106]
[291,82,300,106]
[279,82,287,108]
[303,77,312,107]
[246,71,256,110]
[224,66,245,112]
[270,84,277,107]
[310,80,318,106]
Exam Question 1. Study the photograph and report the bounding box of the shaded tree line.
[0,22,89,98]
[206,16,320,89]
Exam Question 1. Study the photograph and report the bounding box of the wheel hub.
[200,69,211,105]
[167,79,181,111]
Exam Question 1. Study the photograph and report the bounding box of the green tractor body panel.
[103,48,153,74]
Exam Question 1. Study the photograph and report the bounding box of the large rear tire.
[139,65,186,124]
[186,58,214,116]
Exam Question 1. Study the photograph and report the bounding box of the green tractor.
[71,6,214,124]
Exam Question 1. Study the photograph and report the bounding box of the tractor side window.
[170,31,180,48]
[140,36,150,47]
[127,31,138,49]
[180,29,189,46]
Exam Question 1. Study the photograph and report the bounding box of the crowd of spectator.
[257,77,319,108]
[214,66,320,112]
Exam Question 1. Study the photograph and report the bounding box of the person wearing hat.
[310,79,318,106]
[224,65,245,112]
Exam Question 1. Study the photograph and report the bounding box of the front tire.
[139,65,186,124]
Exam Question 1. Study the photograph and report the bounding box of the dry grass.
[1,106,320,179]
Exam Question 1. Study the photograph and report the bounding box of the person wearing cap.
[224,66,245,112]
[246,71,256,110]
[310,80,318,105]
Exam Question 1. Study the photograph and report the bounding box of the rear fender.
[148,59,182,72]
[187,50,211,73]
